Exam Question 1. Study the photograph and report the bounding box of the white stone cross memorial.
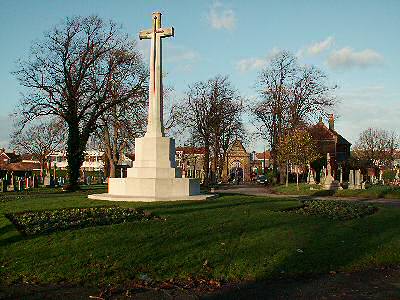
[89,12,210,202]
[139,12,173,138]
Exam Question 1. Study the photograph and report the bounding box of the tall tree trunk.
[109,162,116,178]
[285,161,289,187]
[280,163,286,184]
[213,134,219,184]
[66,122,84,191]
[203,141,210,188]
[40,159,45,184]
[103,154,110,178]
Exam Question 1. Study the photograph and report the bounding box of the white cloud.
[207,1,236,30]
[165,45,200,74]
[138,40,200,74]
[236,47,281,72]
[166,45,200,62]
[298,36,335,57]
[308,36,335,55]
[326,47,383,70]
[335,86,400,144]
[236,57,268,73]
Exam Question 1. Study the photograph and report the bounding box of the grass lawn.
[273,183,400,199]
[1,187,400,288]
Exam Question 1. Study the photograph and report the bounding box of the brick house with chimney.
[309,115,351,180]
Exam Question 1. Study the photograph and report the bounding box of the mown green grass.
[0,188,399,287]
[273,183,400,199]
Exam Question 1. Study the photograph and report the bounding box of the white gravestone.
[89,12,211,202]
[308,164,316,185]
[323,153,340,190]
[355,169,362,189]
[348,169,355,189]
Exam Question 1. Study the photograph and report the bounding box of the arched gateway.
[223,140,250,183]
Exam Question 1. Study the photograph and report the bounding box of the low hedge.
[295,199,377,220]
[6,206,162,236]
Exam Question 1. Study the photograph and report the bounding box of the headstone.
[320,166,326,184]
[308,166,316,185]
[50,177,55,188]
[44,176,51,186]
[361,181,366,189]
[89,12,209,202]
[354,169,362,189]
[348,170,354,189]
[323,153,340,190]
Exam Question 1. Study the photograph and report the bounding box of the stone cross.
[139,12,174,137]
[326,153,332,176]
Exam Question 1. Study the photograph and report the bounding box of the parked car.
[256,175,268,185]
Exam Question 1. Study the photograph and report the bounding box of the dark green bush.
[383,170,396,182]
[296,199,377,220]
[6,206,162,236]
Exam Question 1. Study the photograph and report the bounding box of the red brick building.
[309,115,351,180]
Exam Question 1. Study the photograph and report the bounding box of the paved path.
[214,184,400,208]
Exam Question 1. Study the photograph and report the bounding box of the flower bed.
[6,206,162,236]
[295,200,377,220]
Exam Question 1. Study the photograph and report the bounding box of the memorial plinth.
[89,12,211,202]
[323,153,340,190]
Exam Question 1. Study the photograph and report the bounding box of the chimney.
[329,114,334,131]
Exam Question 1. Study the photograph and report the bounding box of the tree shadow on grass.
[310,190,335,197]
[139,197,299,217]
[0,223,26,247]
[202,209,400,299]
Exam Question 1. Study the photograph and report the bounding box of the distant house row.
[1,116,357,183]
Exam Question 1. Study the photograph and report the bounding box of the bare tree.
[95,48,148,178]
[253,51,336,183]
[353,128,398,167]
[289,65,336,129]
[97,84,182,178]
[180,76,244,187]
[13,16,147,190]
[253,51,296,180]
[10,119,65,178]
[98,99,147,178]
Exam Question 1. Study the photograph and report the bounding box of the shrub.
[6,206,162,236]
[295,199,377,220]
[383,170,396,183]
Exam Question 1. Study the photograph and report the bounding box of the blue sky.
[0,0,399,151]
